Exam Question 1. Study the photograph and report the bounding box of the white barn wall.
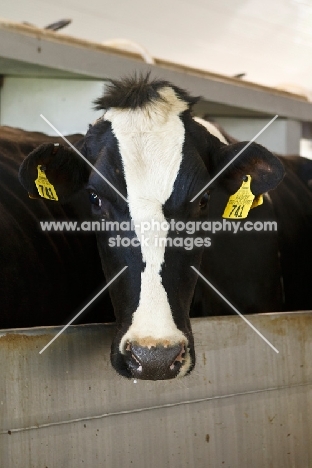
[0,77,305,155]
[0,77,105,135]
[300,139,312,159]
[215,117,302,155]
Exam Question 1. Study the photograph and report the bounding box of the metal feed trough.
[1,312,311,467]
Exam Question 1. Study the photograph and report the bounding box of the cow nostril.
[169,344,186,371]
[125,341,143,374]
[131,352,143,373]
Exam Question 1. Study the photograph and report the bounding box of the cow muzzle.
[123,341,189,380]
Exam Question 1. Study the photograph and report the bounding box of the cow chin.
[110,329,195,380]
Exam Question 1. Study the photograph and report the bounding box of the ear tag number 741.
[223,175,256,219]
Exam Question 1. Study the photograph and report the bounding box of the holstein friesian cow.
[19,74,305,381]
[193,117,312,314]
[0,126,114,329]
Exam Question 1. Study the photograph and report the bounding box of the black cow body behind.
[192,118,312,315]
[3,76,312,380]
[269,156,312,311]
[0,126,114,329]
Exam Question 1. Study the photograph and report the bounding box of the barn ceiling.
[1,0,312,97]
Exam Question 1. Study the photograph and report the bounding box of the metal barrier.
[1,312,311,467]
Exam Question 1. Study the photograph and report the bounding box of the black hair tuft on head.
[94,73,199,111]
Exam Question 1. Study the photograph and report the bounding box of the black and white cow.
[20,75,307,381]
[0,126,114,329]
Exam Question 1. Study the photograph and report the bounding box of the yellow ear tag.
[222,175,255,219]
[35,165,58,201]
[251,194,263,209]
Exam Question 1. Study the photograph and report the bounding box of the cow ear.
[212,141,285,195]
[19,143,90,202]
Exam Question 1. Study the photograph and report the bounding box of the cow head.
[19,75,285,380]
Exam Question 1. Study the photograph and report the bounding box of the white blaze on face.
[105,87,189,351]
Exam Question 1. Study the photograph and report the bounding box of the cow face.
[19,76,285,380]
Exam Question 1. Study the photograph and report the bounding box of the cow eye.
[88,190,102,208]
[199,192,210,209]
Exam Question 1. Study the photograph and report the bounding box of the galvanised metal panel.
[0,312,311,467]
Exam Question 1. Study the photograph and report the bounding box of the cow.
[193,117,312,314]
[0,126,114,329]
[20,74,312,382]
